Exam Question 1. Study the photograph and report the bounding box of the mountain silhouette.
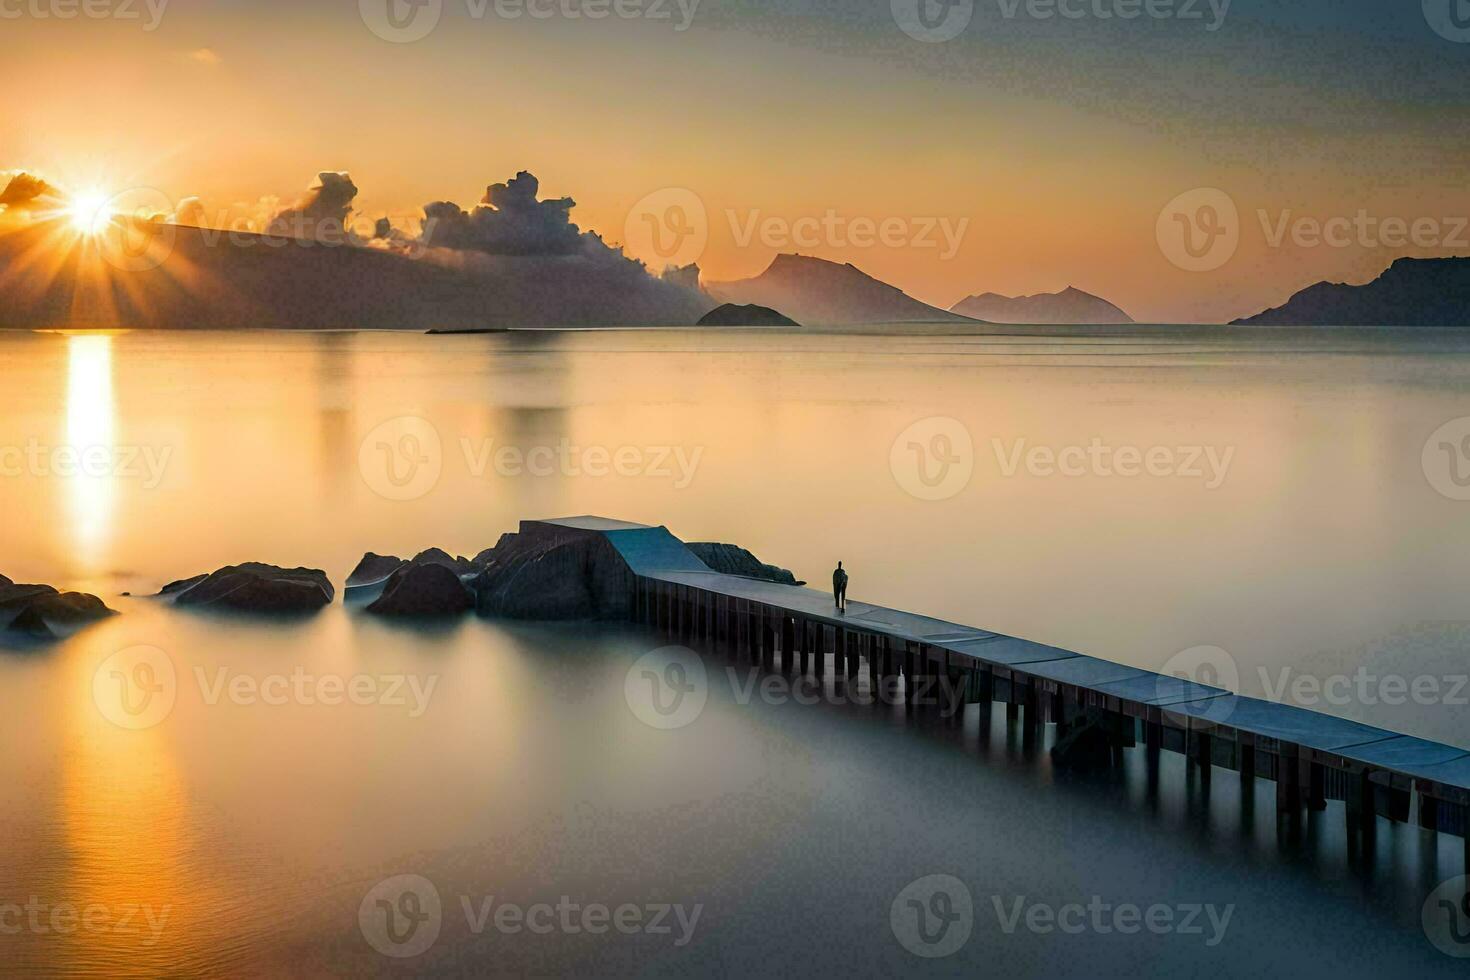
[950,286,1133,324]
[705,254,977,326]
[1233,256,1470,326]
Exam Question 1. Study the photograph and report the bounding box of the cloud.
[0,172,57,211]
[187,48,222,66]
[420,171,587,256]
[268,172,358,241]
[172,196,206,226]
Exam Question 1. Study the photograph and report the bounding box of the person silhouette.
[832,561,848,611]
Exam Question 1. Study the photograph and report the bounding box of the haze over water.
[3,325,1470,976]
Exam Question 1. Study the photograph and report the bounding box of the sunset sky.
[2,0,1467,322]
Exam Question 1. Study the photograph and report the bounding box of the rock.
[409,547,477,576]
[347,552,407,588]
[0,573,10,586]
[159,563,334,613]
[0,581,114,638]
[471,528,635,620]
[696,303,799,327]
[687,543,803,586]
[366,562,474,616]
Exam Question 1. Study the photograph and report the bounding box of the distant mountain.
[1233,257,1470,326]
[950,286,1133,325]
[695,303,798,327]
[705,253,976,326]
[0,217,714,329]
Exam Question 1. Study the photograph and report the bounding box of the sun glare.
[67,190,115,235]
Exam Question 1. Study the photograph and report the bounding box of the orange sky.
[2,5,1468,322]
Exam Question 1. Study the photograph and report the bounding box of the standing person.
[833,561,848,611]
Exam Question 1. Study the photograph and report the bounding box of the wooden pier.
[538,516,1470,866]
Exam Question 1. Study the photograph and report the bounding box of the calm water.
[3,326,1470,976]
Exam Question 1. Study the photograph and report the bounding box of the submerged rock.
[366,562,474,616]
[687,543,803,586]
[0,580,115,639]
[159,563,334,613]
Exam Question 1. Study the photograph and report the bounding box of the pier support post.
[781,615,795,672]
[761,611,775,668]
[1306,761,1326,813]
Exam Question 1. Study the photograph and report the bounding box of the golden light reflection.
[65,334,116,568]
[59,633,192,977]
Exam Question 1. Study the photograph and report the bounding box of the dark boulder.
[687,543,803,586]
[366,562,474,616]
[696,303,799,327]
[0,580,115,638]
[471,529,635,620]
[409,547,477,576]
[347,552,407,588]
[159,563,334,613]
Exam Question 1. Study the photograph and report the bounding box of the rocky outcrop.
[705,254,978,326]
[950,286,1133,325]
[0,579,115,639]
[366,562,474,616]
[159,563,334,613]
[687,543,803,586]
[696,303,799,327]
[1233,256,1470,326]
[347,552,407,588]
[470,528,635,620]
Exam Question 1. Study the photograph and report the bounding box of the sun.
[66,190,115,235]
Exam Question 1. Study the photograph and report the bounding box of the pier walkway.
[535,516,1470,855]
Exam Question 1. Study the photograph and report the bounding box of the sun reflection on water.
[64,334,116,572]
